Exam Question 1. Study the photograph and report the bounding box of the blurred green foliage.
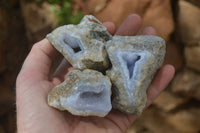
[34,0,84,25]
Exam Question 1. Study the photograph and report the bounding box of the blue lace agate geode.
[48,69,112,117]
[106,36,165,114]
[47,15,166,117]
[46,15,112,71]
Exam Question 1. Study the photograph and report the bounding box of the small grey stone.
[48,69,112,117]
[106,35,166,114]
[46,15,112,71]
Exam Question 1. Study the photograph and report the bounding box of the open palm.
[16,14,175,133]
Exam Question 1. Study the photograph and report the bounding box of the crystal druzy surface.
[46,15,112,71]
[48,69,112,117]
[47,15,166,117]
[106,36,165,114]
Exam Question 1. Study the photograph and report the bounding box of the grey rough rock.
[46,15,112,71]
[48,69,112,117]
[106,35,166,114]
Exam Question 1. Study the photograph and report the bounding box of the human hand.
[16,14,175,133]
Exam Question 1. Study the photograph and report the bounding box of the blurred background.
[0,0,200,132]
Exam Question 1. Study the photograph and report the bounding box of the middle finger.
[115,14,142,36]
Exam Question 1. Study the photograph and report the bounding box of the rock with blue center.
[46,15,112,71]
[48,69,112,117]
[106,35,166,114]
